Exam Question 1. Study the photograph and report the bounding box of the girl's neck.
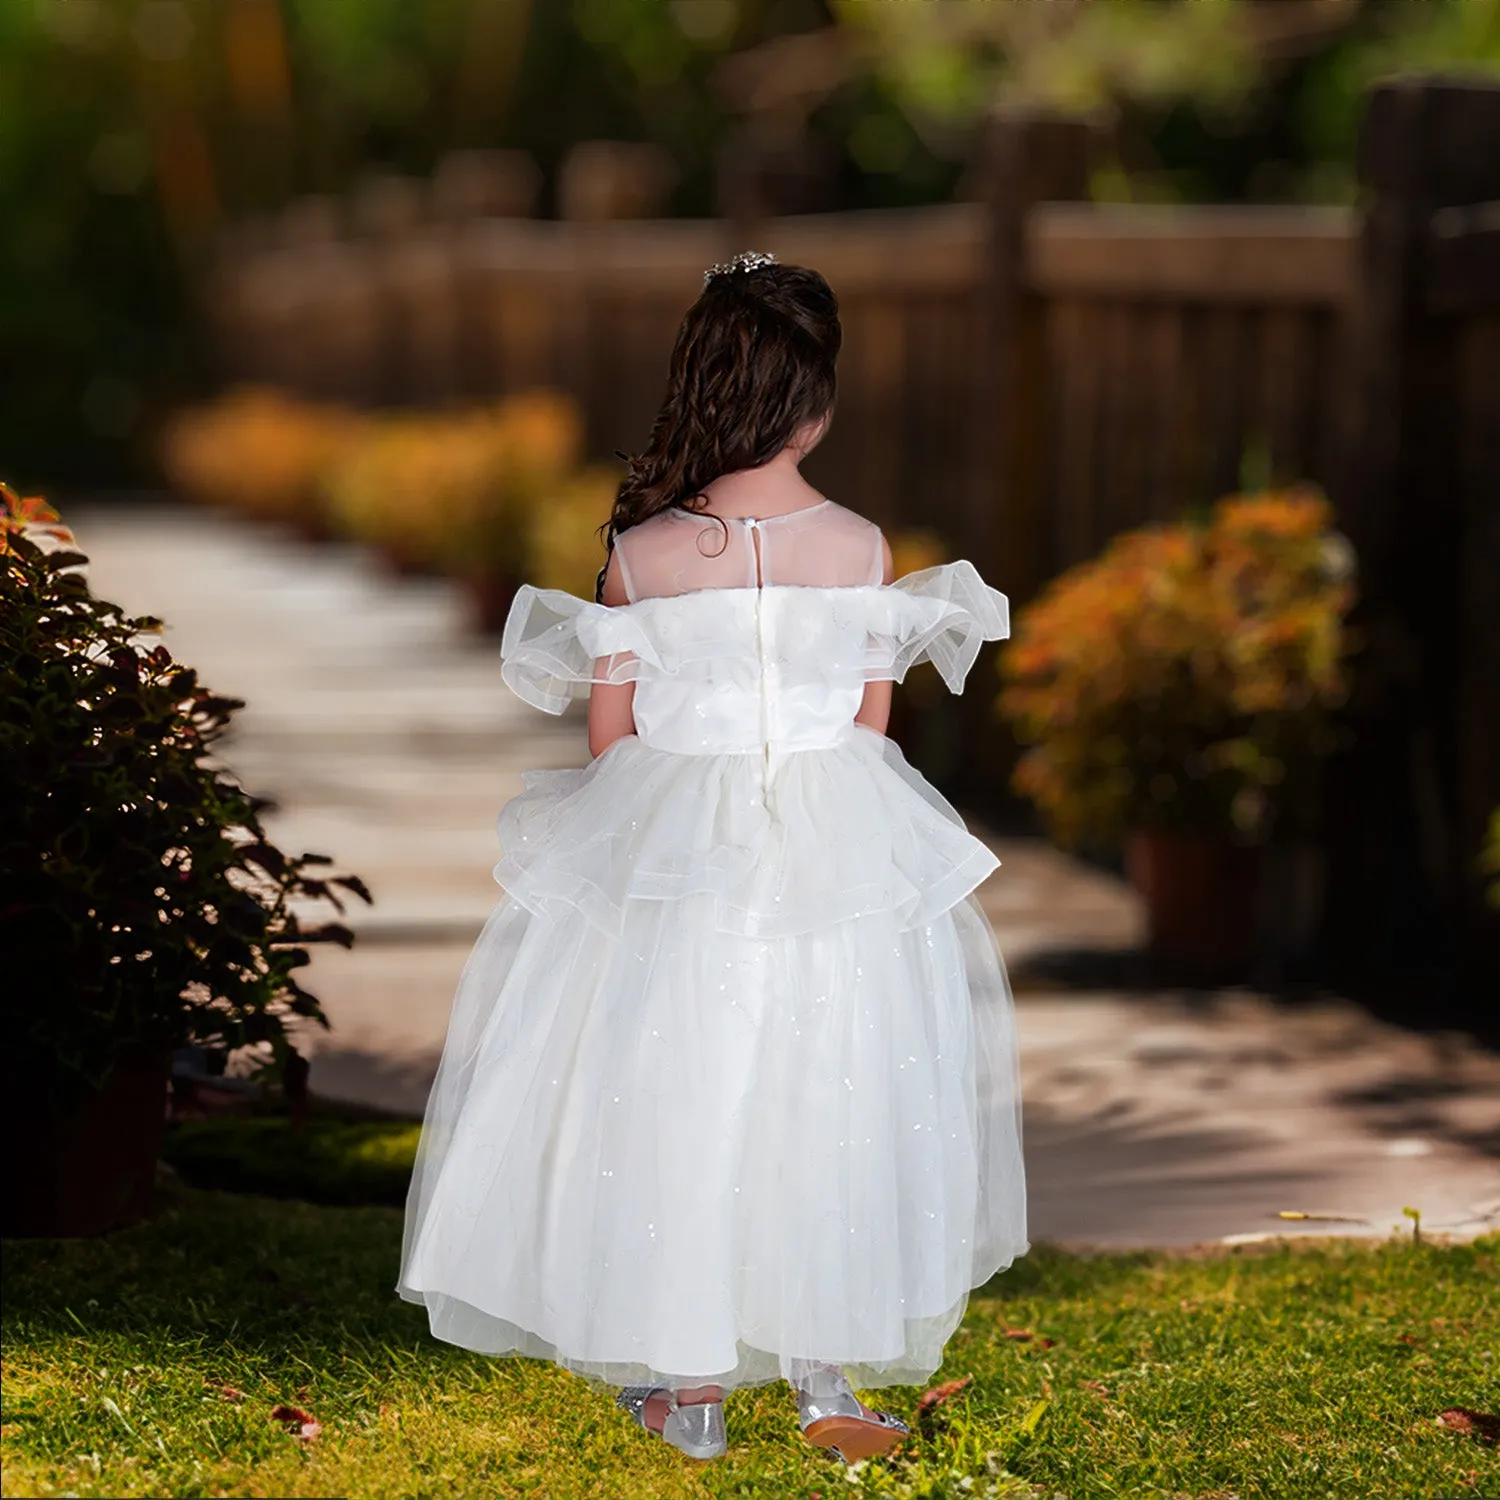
[696,447,824,519]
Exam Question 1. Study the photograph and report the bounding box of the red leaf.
[916,1375,972,1415]
[1437,1408,1500,1444]
[270,1403,322,1441]
[1003,1327,1033,1341]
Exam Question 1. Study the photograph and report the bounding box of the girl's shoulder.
[616,498,886,597]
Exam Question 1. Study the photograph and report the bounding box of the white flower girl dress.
[396,497,1029,1398]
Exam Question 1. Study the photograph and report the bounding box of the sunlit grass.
[2,1177,1495,1499]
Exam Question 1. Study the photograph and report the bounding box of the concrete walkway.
[67,501,1500,1250]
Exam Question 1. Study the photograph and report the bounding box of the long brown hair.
[595,259,841,601]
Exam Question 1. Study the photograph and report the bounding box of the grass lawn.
[2,1162,1496,1499]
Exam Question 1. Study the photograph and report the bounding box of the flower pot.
[377,537,433,578]
[1,1041,172,1238]
[1125,829,1262,981]
[285,507,335,546]
[1254,838,1327,982]
[464,568,523,637]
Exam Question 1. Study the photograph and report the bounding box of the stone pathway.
[67,500,1500,1250]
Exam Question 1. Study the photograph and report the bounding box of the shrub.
[1482,807,1500,912]
[527,463,622,598]
[317,390,583,579]
[0,485,372,1113]
[321,409,508,571]
[997,487,1359,850]
[889,525,950,579]
[159,387,367,526]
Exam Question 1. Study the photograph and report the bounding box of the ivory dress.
[396,498,1029,1395]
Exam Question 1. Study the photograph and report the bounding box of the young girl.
[397,253,1029,1464]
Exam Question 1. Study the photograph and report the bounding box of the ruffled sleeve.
[866,561,1010,693]
[499,585,661,714]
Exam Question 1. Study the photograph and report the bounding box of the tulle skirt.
[395,728,1029,1393]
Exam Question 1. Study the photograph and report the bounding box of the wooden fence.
[208,198,1360,577]
[204,76,1499,990]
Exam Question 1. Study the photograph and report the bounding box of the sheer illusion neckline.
[682,498,832,525]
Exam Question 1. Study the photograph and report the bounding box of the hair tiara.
[703,250,777,285]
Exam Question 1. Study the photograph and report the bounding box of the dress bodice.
[587,585,890,760]
[500,560,1010,771]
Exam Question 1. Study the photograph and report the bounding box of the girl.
[397,252,1029,1465]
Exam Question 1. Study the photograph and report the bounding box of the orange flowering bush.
[997,488,1359,849]
[159,387,368,525]
[889,526,950,579]
[162,386,585,583]
[528,464,623,598]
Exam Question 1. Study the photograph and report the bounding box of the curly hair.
[595,260,841,601]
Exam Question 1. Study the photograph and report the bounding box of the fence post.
[1324,76,1500,999]
[960,108,1093,812]
[971,108,1094,596]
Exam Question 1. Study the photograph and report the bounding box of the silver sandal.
[793,1364,910,1464]
[616,1386,727,1461]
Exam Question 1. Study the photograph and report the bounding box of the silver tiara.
[704,250,777,284]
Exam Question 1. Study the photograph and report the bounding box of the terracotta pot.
[285,508,334,546]
[464,569,522,636]
[1254,838,1327,978]
[1,1041,172,1238]
[1125,829,1262,979]
[377,538,433,578]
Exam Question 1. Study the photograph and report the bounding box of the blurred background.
[3,0,1497,1128]
[6,0,1495,490]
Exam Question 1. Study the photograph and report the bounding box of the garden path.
[68,500,1500,1251]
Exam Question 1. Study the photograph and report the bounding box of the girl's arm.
[854,534,896,735]
[588,549,637,758]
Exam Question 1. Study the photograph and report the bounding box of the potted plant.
[455,391,584,633]
[528,463,626,601]
[997,488,1358,979]
[158,386,366,542]
[321,411,478,578]
[0,486,372,1237]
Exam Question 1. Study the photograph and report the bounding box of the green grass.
[160,1115,423,1207]
[2,1175,1496,1500]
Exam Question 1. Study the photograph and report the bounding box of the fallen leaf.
[217,1385,245,1402]
[1436,1408,1499,1445]
[1080,1380,1110,1397]
[1003,1327,1032,1341]
[916,1375,972,1438]
[1277,1210,1368,1222]
[270,1403,322,1441]
[917,1376,973,1415]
